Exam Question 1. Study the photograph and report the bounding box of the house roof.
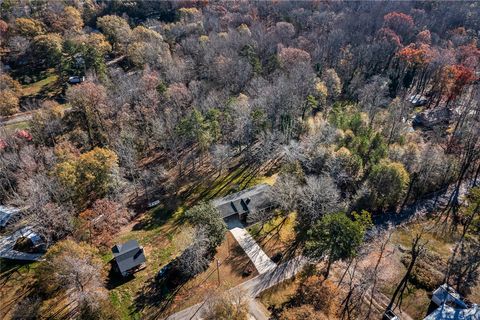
[212,184,271,219]
[414,108,453,127]
[0,226,45,261]
[424,304,479,320]
[432,284,467,308]
[0,206,20,227]
[111,240,146,274]
[426,284,479,320]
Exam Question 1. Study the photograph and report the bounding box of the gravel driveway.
[230,227,276,274]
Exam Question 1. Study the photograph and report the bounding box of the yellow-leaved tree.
[55,147,119,207]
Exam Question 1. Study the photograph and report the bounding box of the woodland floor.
[257,218,479,320]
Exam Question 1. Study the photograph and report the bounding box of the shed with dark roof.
[111,239,146,277]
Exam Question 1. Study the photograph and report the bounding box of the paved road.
[165,256,308,320]
[0,111,36,127]
[0,227,44,261]
[0,107,72,128]
[247,299,270,320]
[230,227,276,274]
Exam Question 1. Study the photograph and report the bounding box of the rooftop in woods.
[424,284,479,320]
[112,239,146,276]
[212,184,271,219]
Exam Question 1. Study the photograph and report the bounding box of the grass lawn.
[106,169,276,319]
[0,162,278,319]
[2,120,31,133]
[259,277,299,310]
[105,205,191,320]
[21,73,60,99]
[248,213,297,260]
[186,163,277,204]
[391,221,456,260]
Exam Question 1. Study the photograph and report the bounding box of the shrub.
[296,275,340,316]
[184,202,227,250]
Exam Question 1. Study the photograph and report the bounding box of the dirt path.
[373,179,473,231]
[0,111,36,127]
[0,107,72,128]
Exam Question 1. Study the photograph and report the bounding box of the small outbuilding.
[111,240,146,277]
[383,309,399,320]
[431,284,467,308]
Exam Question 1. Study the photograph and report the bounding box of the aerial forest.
[0,1,479,319]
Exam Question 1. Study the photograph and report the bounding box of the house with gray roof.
[111,239,146,277]
[424,284,479,320]
[212,184,272,224]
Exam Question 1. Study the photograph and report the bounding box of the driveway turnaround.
[229,227,276,274]
[165,256,308,320]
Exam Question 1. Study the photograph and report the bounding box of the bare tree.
[211,144,231,177]
[297,175,342,225]
[267,173,301,214]
[35,240,110,317]
[358,76,391,124]
[365,232,392,319]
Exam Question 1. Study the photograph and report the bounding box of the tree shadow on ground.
[131,201,180,232]
[0,259,24,275]
[105,262,136,290]
[134,264,189,320]
[0,260,39,317]
[224,241,257,277]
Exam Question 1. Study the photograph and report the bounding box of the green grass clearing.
[106,205,190,319]
[2,120,31,133]
[21,74,59,98]
[259,277,299,309]
[248,212,297,259]
[391,221,456,260]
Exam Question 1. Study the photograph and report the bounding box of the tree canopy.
[305,211,371,277]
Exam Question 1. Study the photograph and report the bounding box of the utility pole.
[227,234,230,257]
[217,259,221,286]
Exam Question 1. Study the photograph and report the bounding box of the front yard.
[105,169,278,319]
[248,213,297,261]
[0,159,280,319]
